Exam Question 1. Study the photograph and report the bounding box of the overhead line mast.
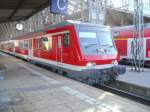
[131,0,144,72]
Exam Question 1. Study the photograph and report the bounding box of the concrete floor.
[0,52,150,112]
[118,67,150,88]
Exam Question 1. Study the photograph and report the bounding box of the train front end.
[75,23,126,84]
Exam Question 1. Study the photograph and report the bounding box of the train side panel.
[32,25,82,67]
[146,39,150,58]
[112,26,149,65]
[114,39,128,57]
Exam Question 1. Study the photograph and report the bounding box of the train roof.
[47,20,107,29]
[111,23,150,32]
[14,20,108,40]
[1,20,108,42]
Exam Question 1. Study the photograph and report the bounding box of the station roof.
[0,0,49,23]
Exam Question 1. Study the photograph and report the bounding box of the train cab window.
[97,32,113,46]
[42,37,50,50]
[79,32,98,46]
[63,33,70,47]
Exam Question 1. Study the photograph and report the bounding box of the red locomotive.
[0,20,125,84]
[112,24,150,67]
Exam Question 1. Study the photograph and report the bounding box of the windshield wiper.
[101,44,114,48]
[108,45,114,48]
[83,43,98,48]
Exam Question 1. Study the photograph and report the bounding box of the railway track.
[97,84,150,106]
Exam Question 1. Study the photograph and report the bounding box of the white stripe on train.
[4,50,117,71]
[29,56,116,71]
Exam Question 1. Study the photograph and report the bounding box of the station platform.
[116,67,150,98]
[118,67,150,88]
[0,52,149,112]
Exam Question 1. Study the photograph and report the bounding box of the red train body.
[0,21,125,84]
[112,24,150,67]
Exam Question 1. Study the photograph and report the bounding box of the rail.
[97,84,150,106]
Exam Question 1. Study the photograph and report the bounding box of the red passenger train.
[0,20,125,84]
[112,24,150,67]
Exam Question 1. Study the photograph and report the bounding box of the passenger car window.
[43,37,50,50]
[63,33,70,47]
[19,41,23,49]
[23,40,29,49]
[29,40,32,49]
[36,38,42,49]
[114,32,119,38]
[49,36,52,49]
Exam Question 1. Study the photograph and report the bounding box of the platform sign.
[50,0,68,15]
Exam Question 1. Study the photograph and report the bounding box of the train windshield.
[76,25,117,55]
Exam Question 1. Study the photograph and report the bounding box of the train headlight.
[100,48,104,53]
[86,62,92,67]
[112,60,118,65]
[86,62,96,67]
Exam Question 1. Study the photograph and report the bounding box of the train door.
[56,35,63,68]
[55,32,70,72]
[28,39,33,58]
